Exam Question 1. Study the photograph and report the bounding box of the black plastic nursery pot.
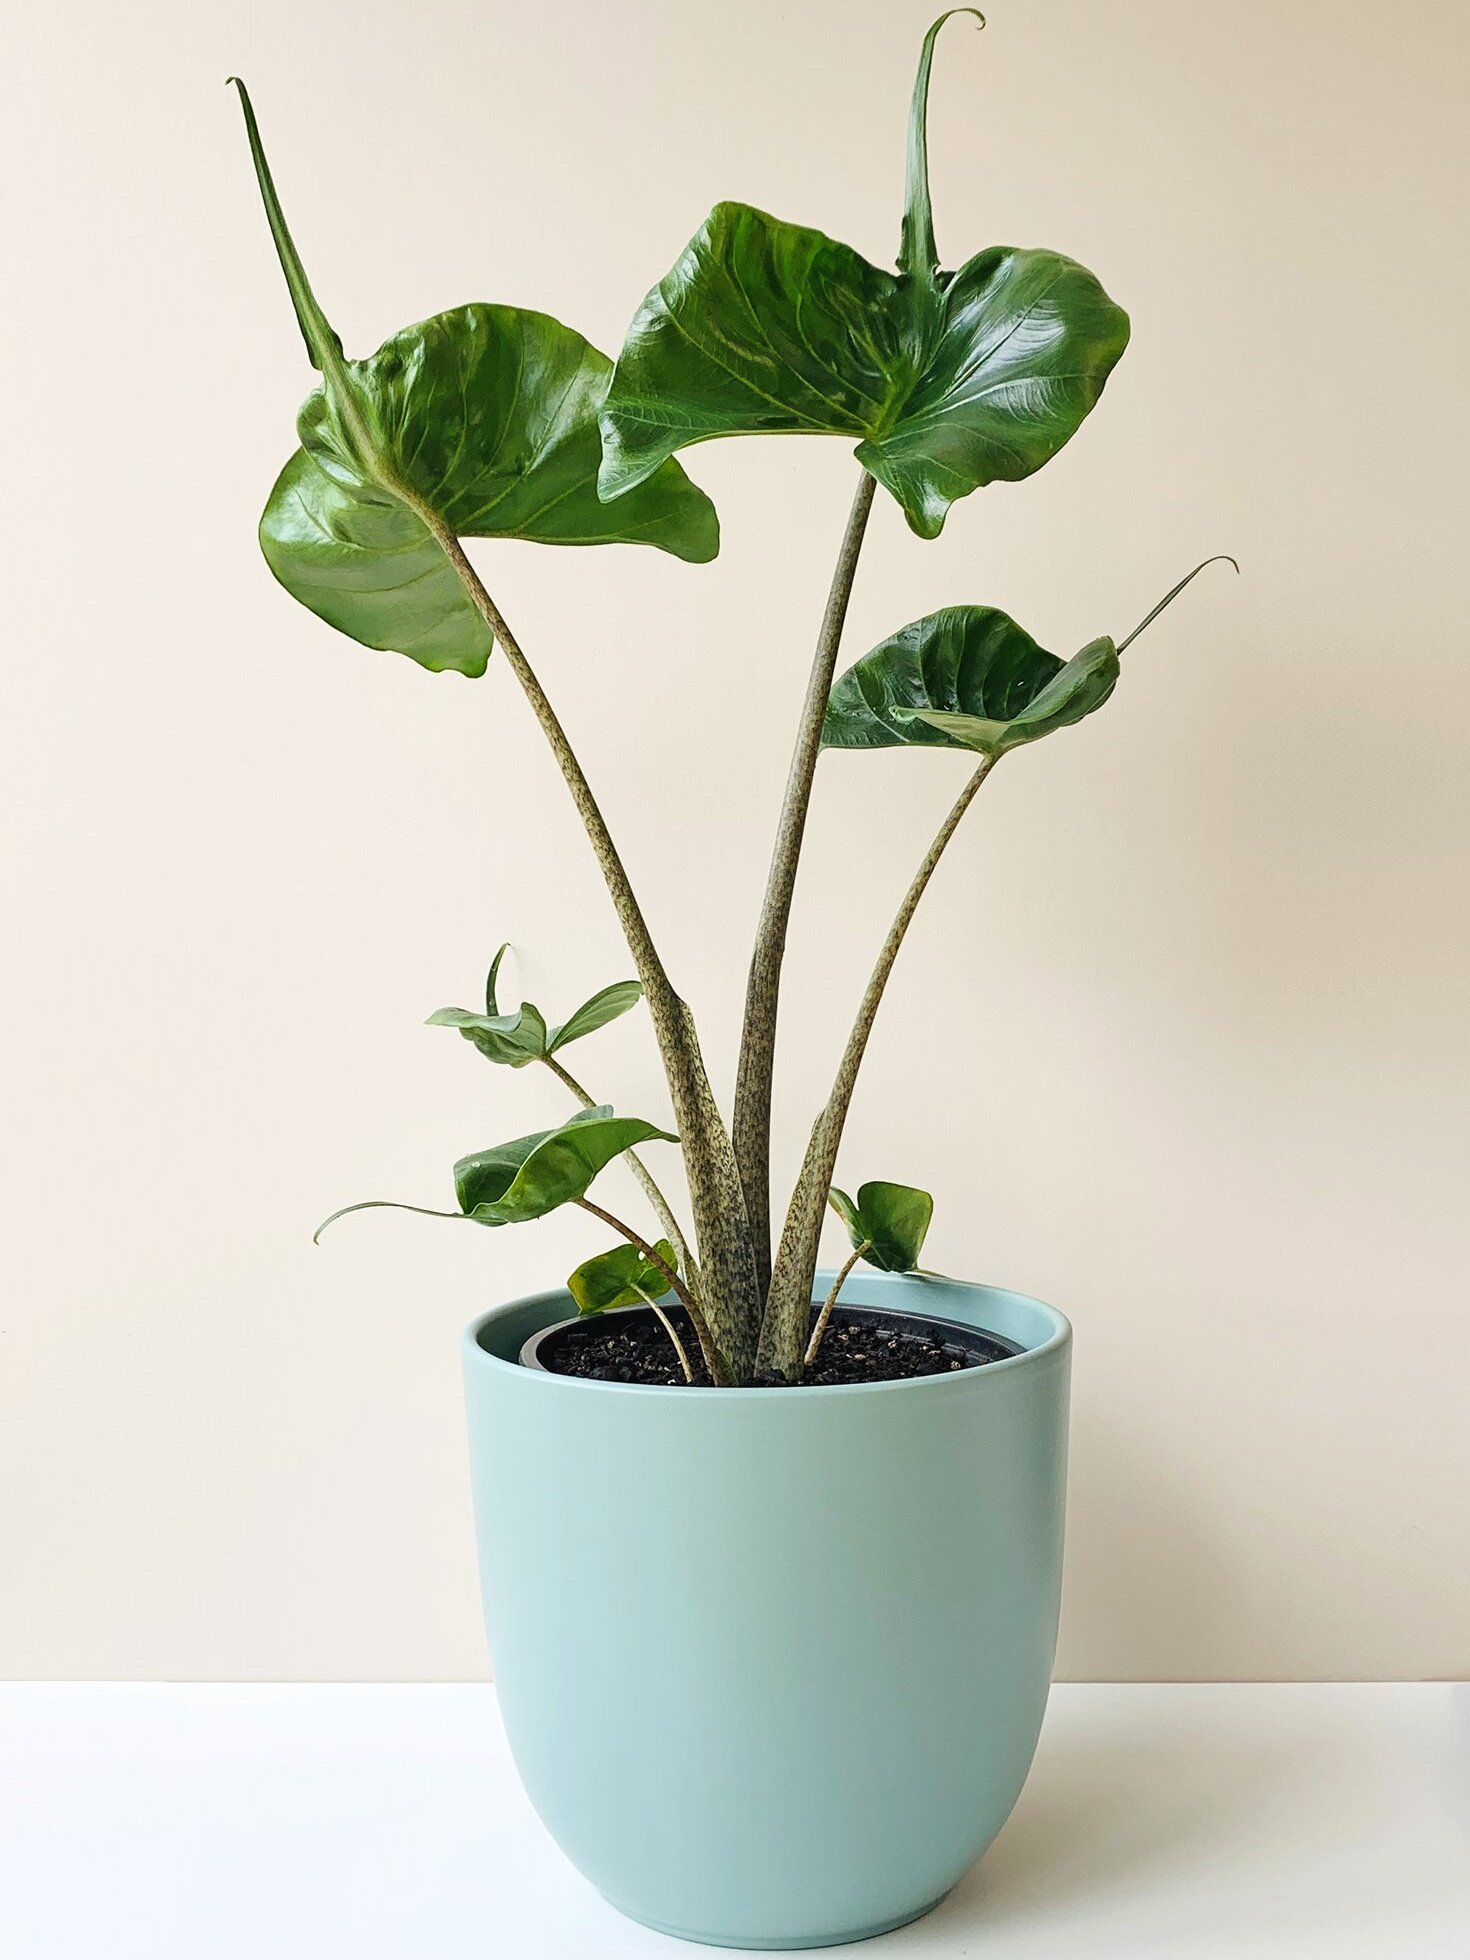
[520,1298,1025,1384]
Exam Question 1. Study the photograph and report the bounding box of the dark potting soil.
[536,1306,1014,1387]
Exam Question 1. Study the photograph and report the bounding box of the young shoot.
[806,1184,935,1366]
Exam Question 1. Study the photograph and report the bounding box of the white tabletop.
[2,1683,1465,1956]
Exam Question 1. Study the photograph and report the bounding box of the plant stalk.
[641,1293,696,1384]
[235,73,758,1373]
[426,520,762,1378]
[542,1053,700,1294]
[733,469,878,1294]
[758,755,998,1376]
[577,1197,730,1385]
[804,1242,870,1367]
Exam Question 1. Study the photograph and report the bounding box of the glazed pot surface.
[462,1270,1070,1949]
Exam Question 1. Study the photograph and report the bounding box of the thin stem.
[427,531,673,1015]
[733,469,878,1294]
[758,755,998,1376]
[636,1287,696,1385]
[425,519,762,1377]
[541,1053,700,1292]
[576,1197,732,1387]
[804,1242,870,1367]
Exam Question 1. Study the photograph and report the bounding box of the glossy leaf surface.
[567,1239,678,1315]
[233,81,717,681]
[829,1181,934,1273]
[454,1106,676,1226]
[822,605,1118,756]
[599,18,1127,539]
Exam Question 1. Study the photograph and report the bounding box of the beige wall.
[2,0,1467,1681]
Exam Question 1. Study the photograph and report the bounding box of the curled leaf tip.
[485,942,512,1015]
[1118,554,1240,655]
[313,1198,465,1244]
[901,11,988,283]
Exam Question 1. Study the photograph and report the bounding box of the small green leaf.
[425,1001,549,1068]
[428,950,643,1068]
[427,944,546,1065]
[822,606,1118,757]
[567,1239,678,1315]
[454,1106,677,1226]
[828,1187,865,1246]
[828,1181,934,1273]
[232,80,718,683]
[547,980,644,1053]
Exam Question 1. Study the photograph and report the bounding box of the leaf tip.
[1117,553,1240,655]
[230,75,345,377]
[901,9,988,282]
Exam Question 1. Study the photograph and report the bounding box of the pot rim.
[464,1269,1070,1400]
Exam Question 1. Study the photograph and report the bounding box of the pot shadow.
[916,1418,1284,1941]
[931,1716,1300,1937]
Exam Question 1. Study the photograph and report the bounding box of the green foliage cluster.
[241,13,1229,1384]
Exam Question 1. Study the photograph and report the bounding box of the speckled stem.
[427,520,762,1378]
[758,756,998,1379]
[733,470,878,1296]
[804,1242,870,1368]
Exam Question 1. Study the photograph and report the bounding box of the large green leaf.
[829,1181,933,1273]
[598,16,1128,539]
[427,945,643,1067]
[821,557,1238,757]
[567,1239,678,1315]
[453,1106,676,1226]
[426,1001,550,1067]
[822,605,1118,757]
[232,81,718,681]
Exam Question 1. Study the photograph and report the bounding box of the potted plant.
[234,12,1229,1946]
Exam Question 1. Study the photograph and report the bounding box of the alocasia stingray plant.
[236,12,1231,1385]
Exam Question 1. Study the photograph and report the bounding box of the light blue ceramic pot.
[462,1270,1070,1950]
